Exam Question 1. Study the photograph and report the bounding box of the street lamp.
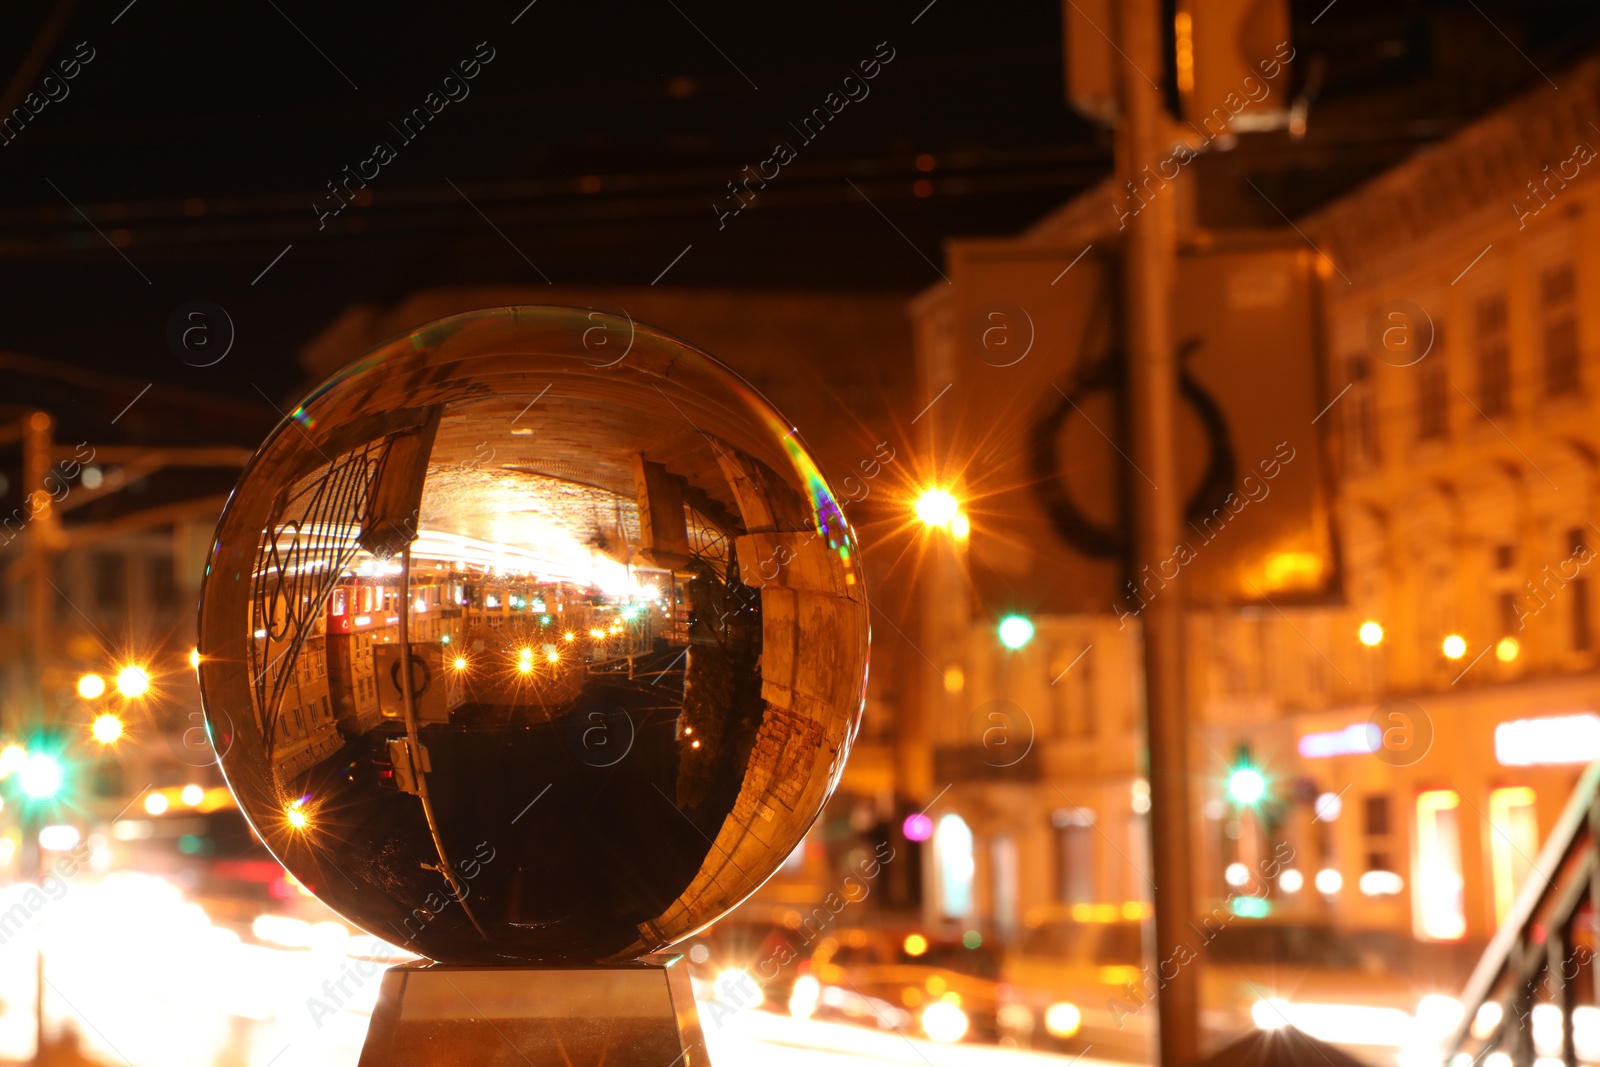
[115,665,151,698]
[1226,763,1266,807]
[91,714,123,744]
[997,614,1035,650]
[1442,634,1467,660]
[1358,621,1384,647]
[913,488,960,527]
[76,673,106,699]
[19,754,64,801]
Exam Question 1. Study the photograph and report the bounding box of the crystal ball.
[197,306,868,963]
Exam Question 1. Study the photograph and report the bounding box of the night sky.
[1,0,1597,407]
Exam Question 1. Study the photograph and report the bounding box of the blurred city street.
[4,1,1600,1065]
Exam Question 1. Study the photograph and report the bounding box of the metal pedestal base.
[357,955,710,1067]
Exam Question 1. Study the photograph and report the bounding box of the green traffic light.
[19,753,65,800]
[998,614,1035,650]
[1227,765,1266,806]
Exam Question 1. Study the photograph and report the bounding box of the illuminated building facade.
[908,52,1600,952]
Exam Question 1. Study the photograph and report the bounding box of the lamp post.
[1116,0,1201,1063]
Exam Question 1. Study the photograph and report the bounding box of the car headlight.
[715,968,764,1009]
[789,975,820,1020]
[1045,1001,1083,1038]
[1252,997,1292,1031]
[921,1001,970,1044]
[1416,994,1464,1040]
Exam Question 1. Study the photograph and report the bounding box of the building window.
[1344,354,1378,468]
[1053,808,1096,904]
[1573,578,1592,652]
[1488,787,1538,926]
[92,552,126,609]
[934,813,976,920]
[148,555,177,611]
[1417,334,1448,440]
[1414,790,1466,941]
[1051,643,1095,739]
[991,837,1019,942]
[1476,295,1512,415]
[1364,794,1391,836]
[1498,591,1521,636]
[1542,264,1579,395]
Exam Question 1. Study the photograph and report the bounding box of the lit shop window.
[935,813,976,920]
[1488,787,1538,926]
[1414,790,1466,941]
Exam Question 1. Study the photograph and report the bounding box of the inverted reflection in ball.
[197,307,868,963]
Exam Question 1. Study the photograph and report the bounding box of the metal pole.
[1115,1,1200,1064]
[20,411,54,1067]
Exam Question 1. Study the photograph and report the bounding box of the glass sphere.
[197,306,868,963]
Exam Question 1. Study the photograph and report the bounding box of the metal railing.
[1449,759,1600,1067]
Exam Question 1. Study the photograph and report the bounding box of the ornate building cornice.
[1304,53,1600,283]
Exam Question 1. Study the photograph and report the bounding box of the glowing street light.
[1227,764,1267,807]
[19,754,65,800]
[77,673,106,699]
[181,784,204,806]
[1442,634,1467,660]
[1358,621,1384,647]
[91,714,124,744]
[452,656,469,671]
[913,488,960,527]
[285,801,310,831]
[1496,637,1520,663]
[116,665,151,698]
[189,648,202,670]
[997,614,1035,650]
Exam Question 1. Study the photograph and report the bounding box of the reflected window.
[1488,786,1537,925]
[935,813,975,920]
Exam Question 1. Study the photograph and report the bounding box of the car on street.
[804,927,1001,1044]
[999,904,1457,1061]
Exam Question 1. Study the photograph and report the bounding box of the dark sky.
[1,0,1597,405]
